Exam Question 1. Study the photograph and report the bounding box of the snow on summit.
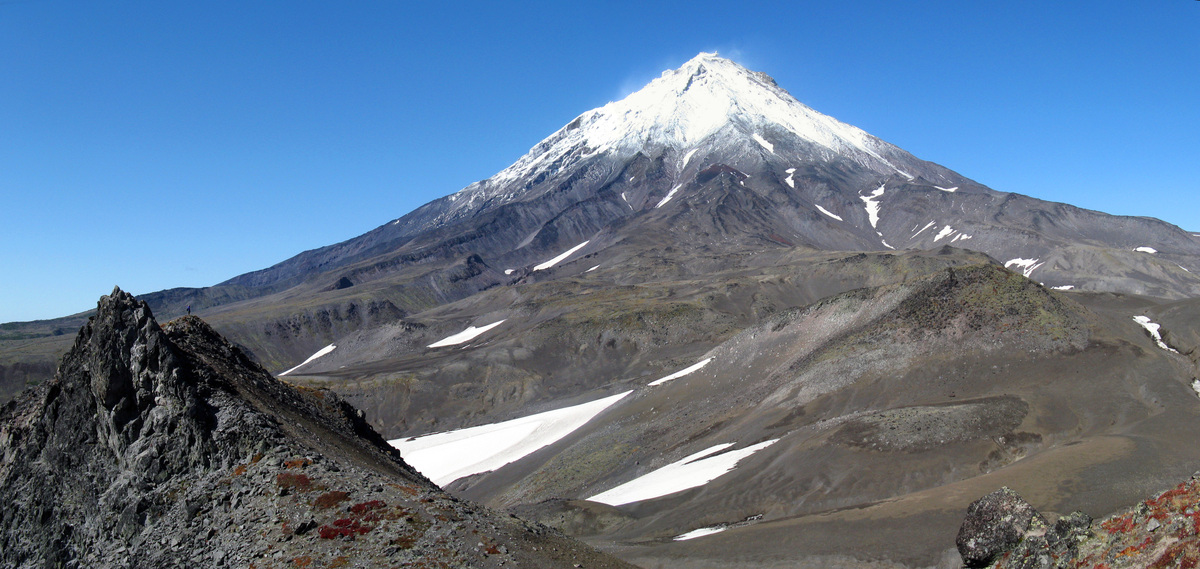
[437,53,917,222]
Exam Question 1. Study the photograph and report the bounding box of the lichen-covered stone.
[956,487,1046,567]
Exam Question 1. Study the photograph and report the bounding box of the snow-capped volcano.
[436,53,923,226]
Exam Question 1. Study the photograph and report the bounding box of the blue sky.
[2,0,1197,323]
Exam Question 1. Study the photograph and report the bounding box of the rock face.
[957,488,1049,567]
[0,287,633,568]
[958,478,1200,568]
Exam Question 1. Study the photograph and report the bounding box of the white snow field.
[860,184,885,228]
[815,204,842,221]
[427,320,507,348]
[784,167,796,188]
[674,526,728,541]
[587,439,778,506]
[1005,258,1045,278]
[934,185,958,192]
[278,344,336,377]
[1133,316,1178,353]
[1134,246,1158,254]
[656,185,683,208]
[648,358,713,386]
[390,391,631,486]
[933,225,956,242]
[752,133,774,153]
[533,240,590,271]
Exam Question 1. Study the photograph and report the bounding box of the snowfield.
[534,241,590,271]
[1134,246,1158,254]
[390,391,631,486]
[1005,258,1045,278]
[815,204,842,221]
[427,320,506,348]
[1133,316,1178,353]
[648,358,713,386]
[656,185,683,208]
[278,344,336,377]
[860,185,885,229]
[587,439,778,506]
[675,526,728,541]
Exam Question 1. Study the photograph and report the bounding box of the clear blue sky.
[2,0,1197,323]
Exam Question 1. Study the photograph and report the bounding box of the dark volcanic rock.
[0,287,634,569]
[957,487,1047,567]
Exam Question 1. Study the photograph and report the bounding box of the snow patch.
[784,167,796,189]
[815,205,842,221]
[682,148,699,167]
[428,320,507,348]
[933,225,955,242]
[586,264,600,272]
[391,391,630,486]
[1005,258,1045,278]
[1134,246,1158,254]
[934,186,958,192]
[1192,379,1200,399]
[534,240,590,271]
[860,185,885,228]
[675,526,728,541]
[279,344,336,377]
[879,233,894,250]
[1052,285,1075,291]
[752,133,774,153]
[504,269,514,275]
[656,185,683,208]
[912,221,936,238]
[649,358,713,387]
[1133,316,1178,353]
[587,440,778,506]
[1179,264,1192,274]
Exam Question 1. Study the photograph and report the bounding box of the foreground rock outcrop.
[958,479,1200,568]
[0,287,633,568]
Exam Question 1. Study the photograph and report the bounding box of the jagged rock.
[956,487,1047,567]
[0,287,634,568]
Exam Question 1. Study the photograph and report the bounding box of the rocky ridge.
[0,287,633,568]
[958,478,1200,568]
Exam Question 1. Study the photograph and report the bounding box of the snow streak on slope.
[933,225,956,242]
[1005,258,1045,278]
[784,167,796,188]
[752,133,774,153]
[278,344,336,377]
[587,439,778,506]
[815,205,843,221]
[534,241,590,271]
[648,358,713,386]
[391,391,630,486]
[428,320,506,348]
[675,527,727,541]
[1135,247,1158,254]
[934,186,958,192]
[656,186,683,208]
[861,185,885,228]
[1133,316,1178,353]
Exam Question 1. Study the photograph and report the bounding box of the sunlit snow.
[1133,316,1178,353]
[815,205,842,221]
[682,148,699,167]
[504,269,514,275]
[912,221,936,238]
[656,185,683,208]
[534,241,590,271]
[1179,265,1192,274]
[586,265,600,272]
[1052,285,1075,291]
[752,133,774,153]
[933,225,955,242]
[1192,379,1200,399]
[587,439,778,506]
[1005,258,1044,278]
[934,186,958,192]
[1134,247,1158,254]
[860,185,885,228]
[278,344,336,377]
[390,391,631,486]
[427,320,507,348]
[675,526,728,541]
[648,358,713,386]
